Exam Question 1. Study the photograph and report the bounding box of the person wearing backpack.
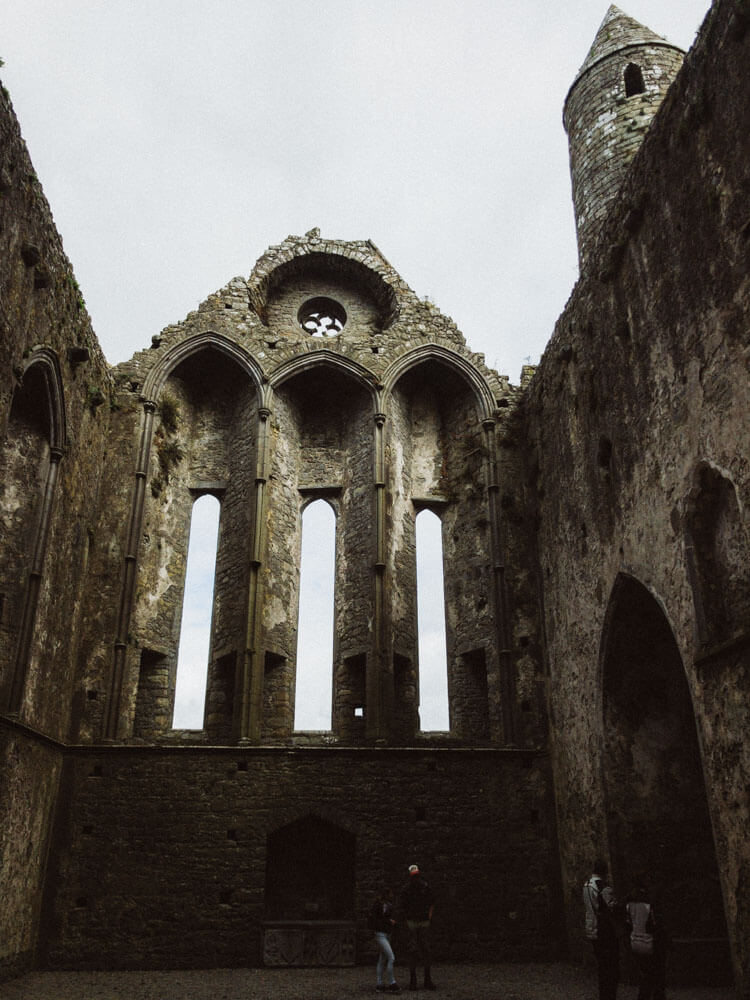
[583,860,620,1000]
[625,885,668,1000]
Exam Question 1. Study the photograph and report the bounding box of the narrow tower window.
[624,63,646,97]
[172,494,220,729]
[416,509,449,731]
[294,499,336,730]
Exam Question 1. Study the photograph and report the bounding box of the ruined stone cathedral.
[1,1,748,994]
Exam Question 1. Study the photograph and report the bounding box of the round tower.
[563,5,685,267]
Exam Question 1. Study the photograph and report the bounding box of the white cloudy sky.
[4,0,709,385]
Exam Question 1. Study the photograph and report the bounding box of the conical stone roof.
[572,5,682,85]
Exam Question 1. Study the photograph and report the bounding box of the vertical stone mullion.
[368,409,387,741]
[8,446,64,713]
[239,399,272,742]
[482,416,517,745]
[104,400,156,739]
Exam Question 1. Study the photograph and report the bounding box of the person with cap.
[400,864,436,991]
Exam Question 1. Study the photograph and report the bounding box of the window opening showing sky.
[416,508,449,731]
[294,499,336,730]
[172,493,220,729]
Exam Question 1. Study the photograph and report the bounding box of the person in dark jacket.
[401,864,436,991]
[369,887,400,993]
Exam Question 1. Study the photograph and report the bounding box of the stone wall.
[0,81,111,978]
[40,747,562,970]
[525,0,750,990]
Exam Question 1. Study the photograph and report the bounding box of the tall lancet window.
[416,508,449,730]
[294,499,336,730]
[172,494,220,729]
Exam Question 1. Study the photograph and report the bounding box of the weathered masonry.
[1,1,749,994]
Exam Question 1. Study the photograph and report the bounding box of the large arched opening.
[132,345,258,740]
[0,354,65,713]
[263,360,374,743]
[601,574,730,983]
[387,355,495,741]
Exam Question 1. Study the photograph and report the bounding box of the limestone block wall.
[40,747,562,970]
[527,0,750,990]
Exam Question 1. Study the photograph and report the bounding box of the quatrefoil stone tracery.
[298,297,347,336]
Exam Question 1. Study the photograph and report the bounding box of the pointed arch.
[2,349,67,712]
[141,331,264,404]
[20,347,67,450]
[268,348,379,407]
[599,573,729,965]
[386,348,503,742]
[108,335,262,740]
[383,344,496,419]
[249,242,401,328]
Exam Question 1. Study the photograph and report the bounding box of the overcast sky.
[4,0,709,385]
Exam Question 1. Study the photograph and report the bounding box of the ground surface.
[0,963,735,1000]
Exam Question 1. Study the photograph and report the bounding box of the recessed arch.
[249,244,401,329]
[141,331,264,404]
[20,347,67,451]
[599,573,729,975]
[268,349,379,407]
[386,350,497,742]
[127,336,261,741]
[265,813,356,920]
[383,345,496,420]
[1,350,67,711]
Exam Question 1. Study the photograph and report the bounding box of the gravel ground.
[0,963,735,1000]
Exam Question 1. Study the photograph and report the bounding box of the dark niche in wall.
[265,814,355,920]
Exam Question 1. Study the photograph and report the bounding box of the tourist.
[401,864,436,991]
[369,886,400,993]
[583,859,620,1000]
[625,884,668,1000]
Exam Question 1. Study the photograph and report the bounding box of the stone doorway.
[600,575,731,985]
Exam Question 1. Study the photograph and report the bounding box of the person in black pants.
[583,860,620,1000]
[401,864,436,991]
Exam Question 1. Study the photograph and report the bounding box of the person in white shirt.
[625,885,667,1000]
